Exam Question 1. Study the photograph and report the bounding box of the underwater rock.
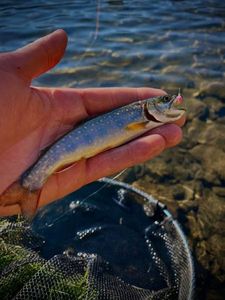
[188,195,225,283]
[202,97,225,122]
[187,212,203,240]
[160,51,192,65]
[186,98,209,121]
[178,199,198,215]
[198,193,225,238]
[204,234,225,282]
[216,106,225,119]
[196,122,225,150]
[187,119,225,151]
[190,145,225,182]
[172,185,185,200]
[161,65,181,74]
[194,81,225,102]
[212,187,225,198]
[186,119,205,148]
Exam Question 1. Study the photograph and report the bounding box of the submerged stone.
[172,185,185,201]
[194,81,225,101]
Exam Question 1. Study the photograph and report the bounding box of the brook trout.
[0,93,185,216]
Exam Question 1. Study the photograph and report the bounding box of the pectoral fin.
[125,121,148,131]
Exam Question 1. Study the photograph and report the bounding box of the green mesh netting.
[0,179,194,300]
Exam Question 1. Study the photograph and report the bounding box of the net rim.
[99,177,195,300]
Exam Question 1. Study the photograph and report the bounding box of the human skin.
[0,30,185,216]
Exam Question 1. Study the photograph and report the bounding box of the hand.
[0,30,184,216]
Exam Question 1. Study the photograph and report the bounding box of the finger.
[37,87,166,127]
[12,29,67,80]
[78,87,167,116]
[144,124,183,148]
[39,159,87,207]
[35,87,167,151]
[39,133,166,206]
[85,134,166,183]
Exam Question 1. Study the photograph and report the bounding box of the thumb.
[12,29,67,80]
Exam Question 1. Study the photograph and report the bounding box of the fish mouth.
[145,94,186,121]
[166,95,186,118]
[166,109,186,118]
[169,94,186,111]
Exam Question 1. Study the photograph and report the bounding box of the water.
[1,0,224,90]
[0,1,225,299]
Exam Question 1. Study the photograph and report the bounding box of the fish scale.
[21,101,146,190]
[0,94,185,216]
[21,95,185,192]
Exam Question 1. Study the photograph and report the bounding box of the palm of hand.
[0,30,183,216]
[0,62,87,207]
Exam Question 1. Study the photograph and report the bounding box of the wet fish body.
[22,100,154,190]
[0,94,185,216]
[22,94,185,191]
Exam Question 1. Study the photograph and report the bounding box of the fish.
[0,93,185,217]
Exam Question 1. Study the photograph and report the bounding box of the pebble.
[212,187,225,198]
[194,81,225,102]
[190,145,225,181]
[186,98,208,121]
[173,185,185,200]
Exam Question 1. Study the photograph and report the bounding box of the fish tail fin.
[20,189,41,219]
[0,182,40,219]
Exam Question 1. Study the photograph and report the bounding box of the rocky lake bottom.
[121,81,225,299]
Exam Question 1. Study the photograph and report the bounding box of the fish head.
[145,94,186,123]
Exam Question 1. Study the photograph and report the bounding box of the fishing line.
[76,0,101,64]
[76,168,128,206]
[48,168,128,226]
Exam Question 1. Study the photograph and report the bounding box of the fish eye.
[161,95,170,103]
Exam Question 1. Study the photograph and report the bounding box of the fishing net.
[0,178,194,300]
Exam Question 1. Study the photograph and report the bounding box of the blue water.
[0,0,224,90]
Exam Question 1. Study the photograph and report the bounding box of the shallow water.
[1,0,224,90]
[0,0,225,299]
